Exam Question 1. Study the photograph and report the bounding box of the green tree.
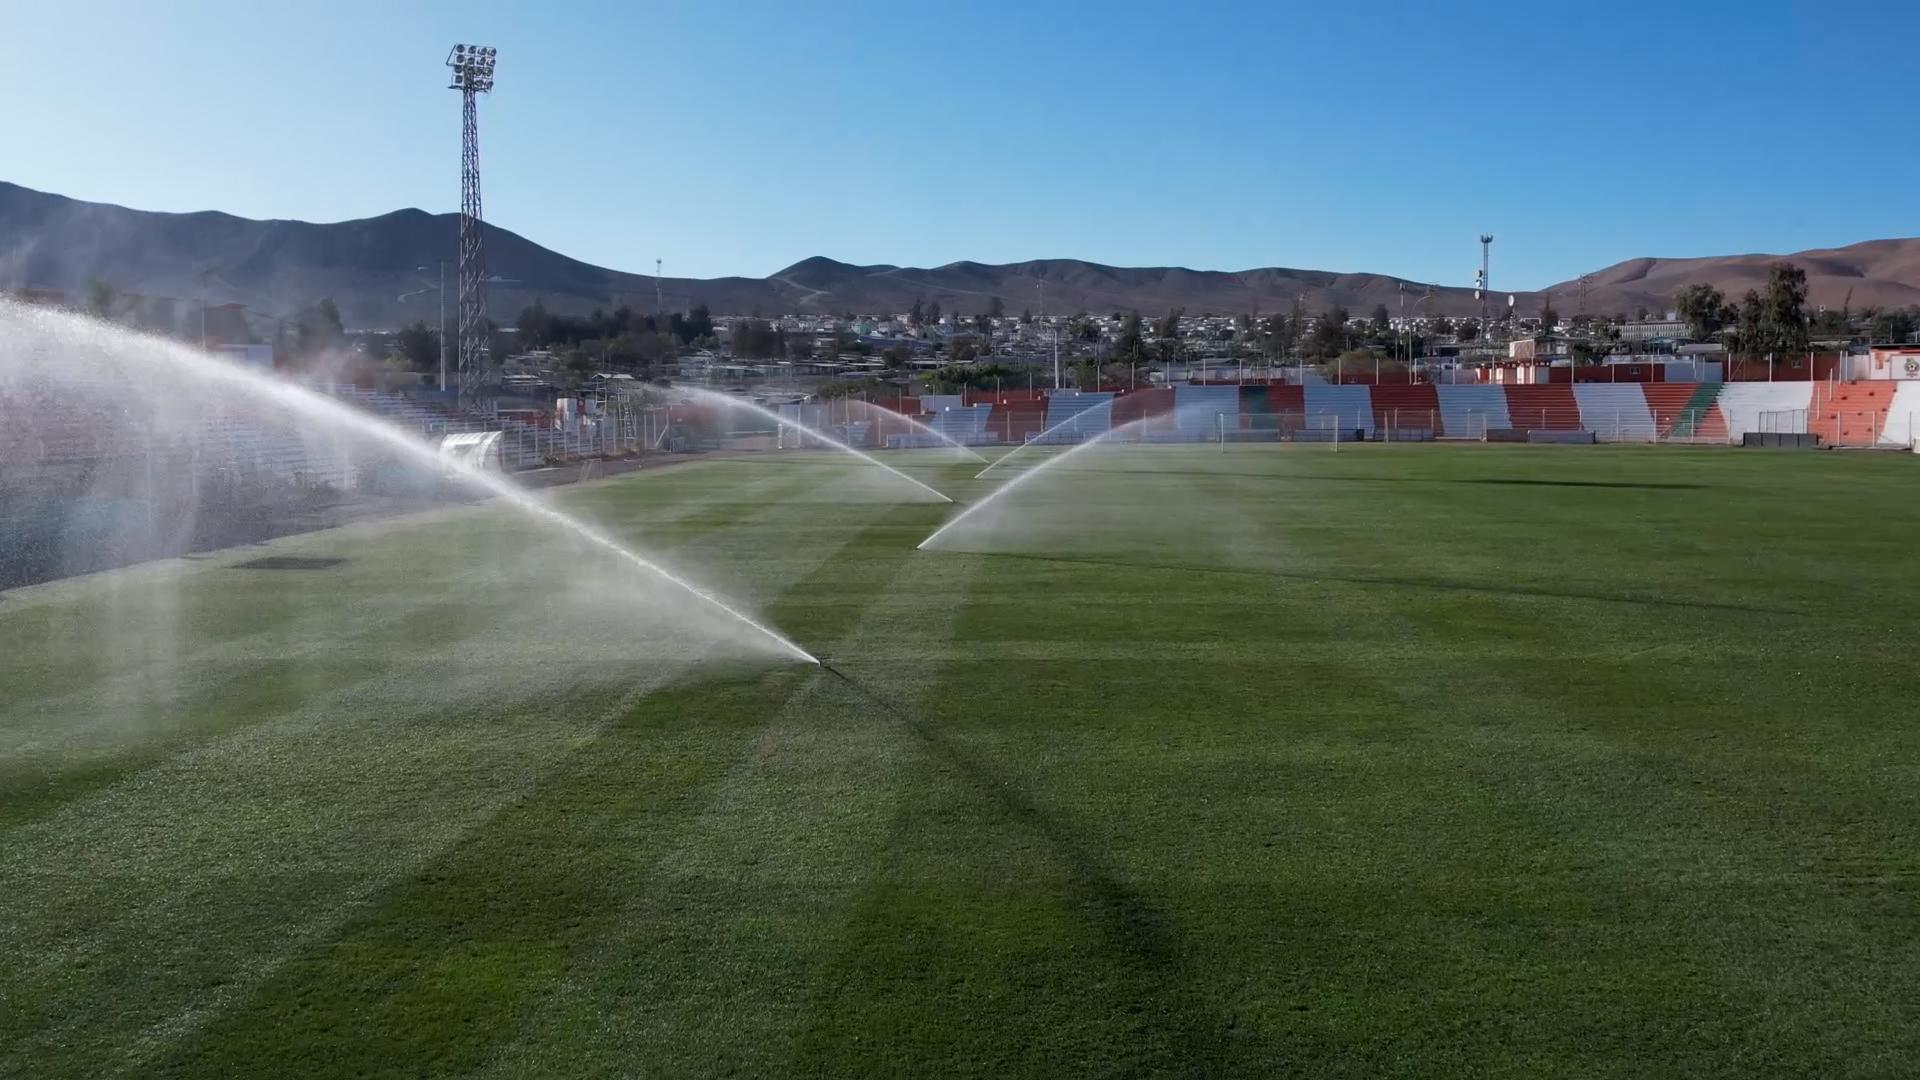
[1809,307,1850,336]
[395,321,439,370]
[563,349,594,385]
[1456,317,1480,343]
[85,277,115,320]
[882,342,912,369]
[731,318,783,359]
[291,298,345,357]
[812,377,893,400]
[927,300,943,326]
[1674,283,1730,341]
[1732,290,1766,355]
[516,301,552,349]
[988,295,1005,318]
[1308,307,1350,358]
[1152,306,1183,340]
[674,302,714,345]
[926,361,1014,394]
[1113,310,1146,361]
[1761,262,1810,355]
[1370,304,1391,336]
[1329,348,1377,381]
[1260,314,1295,360]
[1537,300,1558,342]
[908,298,925,328]
[1431,315,1455,337]
[1870,308,1915,344]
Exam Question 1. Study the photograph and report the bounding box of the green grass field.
[4,442,1919,1078]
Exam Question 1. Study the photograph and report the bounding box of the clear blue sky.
[6,0,1916,289]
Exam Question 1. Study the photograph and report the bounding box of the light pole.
[411,263,451,391]
[1039,280,1060,389]
[446,43,498,402]
[197,267,213,349]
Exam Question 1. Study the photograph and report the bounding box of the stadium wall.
[852,380,1920,447]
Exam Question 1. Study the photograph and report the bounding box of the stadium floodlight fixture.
[446,44,497,93]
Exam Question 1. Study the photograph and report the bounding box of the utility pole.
[655,258,664,320]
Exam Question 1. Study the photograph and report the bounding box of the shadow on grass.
[1033,465,1709,491]
[818,663,1237,1070]
[232,556,349,571]
[965,550,1799,617]
[1461,478,1707,490]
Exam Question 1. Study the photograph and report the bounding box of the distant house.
[1864,346,1920,380]
[10,287,70,308]
[1616,318,1686,342]
[201,303,252,347]
[214,344,274,370]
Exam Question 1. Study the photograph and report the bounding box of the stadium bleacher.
[1642,384,1723,441]
[985,397,1048,444]
[1111,387,1173,427]
[1810,381,1897,447]
[1501,385,1582,431]
[1265,385,1306,436]
[1037,392,1114,443]
[1573,384,1657,442]
[1303,385,1375,436]
[1435,385,1510,438]
[1169,385,1239,440]
[929,403,994,445]
[1369,384,1441,438]
[1717,382,1814,441]
[1878,382,1920,447]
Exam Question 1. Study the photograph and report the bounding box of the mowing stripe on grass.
[0,471,808,834]
[465,525,976,1076]
[0,466,920,1079]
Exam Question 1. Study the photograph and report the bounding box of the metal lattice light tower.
[447,44,497,403]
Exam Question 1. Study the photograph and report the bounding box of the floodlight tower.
[1478,234,1494,338]
[446,44,497,404]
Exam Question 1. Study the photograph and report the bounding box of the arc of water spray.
[1,301,818,665]
[920,415,1154,550]
[841,399,988,464]
[680,387,952,503]
[973,398,1118,479]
